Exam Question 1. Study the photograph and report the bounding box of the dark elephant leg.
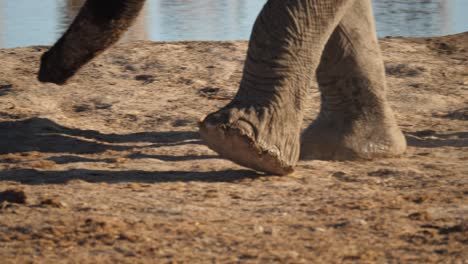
[300,0,406,160]
[38,0,146,84]
[200,0,356,175]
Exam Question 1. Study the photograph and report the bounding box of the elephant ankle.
[300,108,406,160]
[318,74,388,115]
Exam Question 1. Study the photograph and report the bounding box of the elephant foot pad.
[199,120,294,176]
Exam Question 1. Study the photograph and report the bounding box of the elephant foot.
[300,108,406,160]
[199,104,301,175]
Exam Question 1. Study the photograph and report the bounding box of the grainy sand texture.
[0,33,467,263]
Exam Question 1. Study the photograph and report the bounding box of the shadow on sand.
[0,117,202,155]
[405,130,468,148]
[0,168,262,185]
[0,117,262,184]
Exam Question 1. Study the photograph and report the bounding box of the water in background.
[0,0,467,48]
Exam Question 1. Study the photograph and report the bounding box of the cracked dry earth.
[0,33,467,263]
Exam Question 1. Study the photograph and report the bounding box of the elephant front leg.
[38,0,146,84]
[300,0,406,160]
[200,0,356,175]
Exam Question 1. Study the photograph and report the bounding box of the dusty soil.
[0,33,467,263]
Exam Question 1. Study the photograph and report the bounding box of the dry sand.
[0,33,467,263]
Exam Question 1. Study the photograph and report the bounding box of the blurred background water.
[0,0,467,48]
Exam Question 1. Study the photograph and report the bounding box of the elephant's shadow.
[0,168,261,185]
[1,117,464,185]
[404,130,468,148]
[0,117,201,154]
[0,117,261,184]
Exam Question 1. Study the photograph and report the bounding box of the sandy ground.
[0,33,467,263]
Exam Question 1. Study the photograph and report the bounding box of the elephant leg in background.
[38,0,146,84]
[300,0,406,160]
[200,0,357,175]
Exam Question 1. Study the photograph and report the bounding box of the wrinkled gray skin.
[38,0,406,175]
